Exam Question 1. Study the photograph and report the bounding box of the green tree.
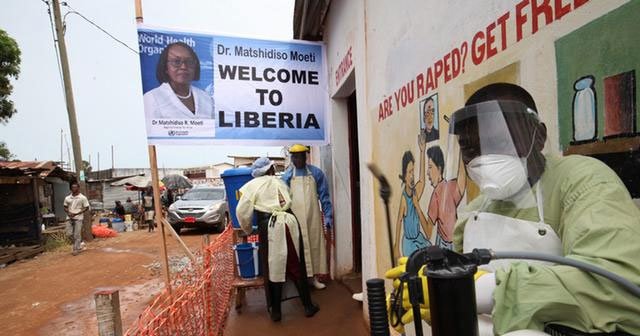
[81,160,92,173]
[0,141,15,161]
[0,29,21,124]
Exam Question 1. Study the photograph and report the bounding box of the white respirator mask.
[467,128,537,201]
[466,155,528,201]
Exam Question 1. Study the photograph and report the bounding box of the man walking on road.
[64,182,89,256]
[282,144,333,289]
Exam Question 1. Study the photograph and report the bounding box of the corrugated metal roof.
[0,161,74,179]
[0,160,53,170]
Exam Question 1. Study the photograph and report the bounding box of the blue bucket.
[233,242,260,279]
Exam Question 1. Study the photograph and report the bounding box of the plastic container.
[221,167,254,229]
[111,218,125,232]
[233,242,260,279]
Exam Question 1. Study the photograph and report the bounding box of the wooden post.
[135,0,143,23]
[95,290,123,336]
[135,0,172,297]
[161,218,196,262]
[149,145,171,294]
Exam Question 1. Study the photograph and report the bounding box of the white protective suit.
[143,82,215,119]
[236,175,312,282]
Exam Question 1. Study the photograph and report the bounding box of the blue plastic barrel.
[111,218,125,232]
[221,167,254,229]
[233,242,261,279]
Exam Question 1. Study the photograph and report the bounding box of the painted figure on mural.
[425,145,467,250]
[393,135,433,258]
[420,94,439,143]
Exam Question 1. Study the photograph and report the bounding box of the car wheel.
[171,224,182,235]
[216,213,229,233]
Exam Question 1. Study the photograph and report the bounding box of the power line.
[61,1,139,54]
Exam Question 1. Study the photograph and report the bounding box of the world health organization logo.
[168,130,189,136]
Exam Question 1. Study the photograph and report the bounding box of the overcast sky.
[1,0,293,169]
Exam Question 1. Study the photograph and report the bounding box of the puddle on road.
[39,279,164,336]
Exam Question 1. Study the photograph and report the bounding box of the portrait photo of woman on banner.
[143,42,215,119]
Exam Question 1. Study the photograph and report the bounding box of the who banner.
[137,25,328,146]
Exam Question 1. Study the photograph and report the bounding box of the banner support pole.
[148,145,172,295]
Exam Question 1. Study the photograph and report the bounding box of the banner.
[137,25,328,146]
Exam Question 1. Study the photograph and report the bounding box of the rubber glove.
[474,270,496,314]
[385,261,492,331]
[385,256,430,331]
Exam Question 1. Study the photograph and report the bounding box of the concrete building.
[294,0,640,305]
[183,162,234,186]
[227,155,287,173]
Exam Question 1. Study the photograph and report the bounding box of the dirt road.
[0,228,216,336]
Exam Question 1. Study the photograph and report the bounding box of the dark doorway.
[347,91,362,272]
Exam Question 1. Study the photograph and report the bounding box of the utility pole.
[52,0,92,241]
[111,145,114,170]
[60,129,63,167]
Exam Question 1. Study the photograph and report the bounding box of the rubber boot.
[295,280,319,317]
[269,282,283,322]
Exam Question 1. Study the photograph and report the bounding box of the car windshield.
[181,189,225,201]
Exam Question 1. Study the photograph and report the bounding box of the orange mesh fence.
[125,225,235,336]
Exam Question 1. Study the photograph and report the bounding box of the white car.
[167,187,229,233]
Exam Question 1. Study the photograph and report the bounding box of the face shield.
[446,100,543,207]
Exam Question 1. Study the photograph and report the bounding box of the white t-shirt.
[64,193,89,220]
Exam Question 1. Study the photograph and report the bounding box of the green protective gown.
[453,155,640,335]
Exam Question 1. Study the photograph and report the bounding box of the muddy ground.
[0,227,216,336]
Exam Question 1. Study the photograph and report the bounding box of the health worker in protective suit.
[236,157,319,322]
[386,83,640,335]
[282,144,333,290]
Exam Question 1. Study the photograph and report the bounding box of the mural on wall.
[604,70,636,138]
[556,0,640,147]
[394,136,433,258]
[572,75,597,143]
[556,0,640,197]
[370,0,640,269]
[419,94,440,143]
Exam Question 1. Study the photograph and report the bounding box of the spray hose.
[487,250,640,298]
